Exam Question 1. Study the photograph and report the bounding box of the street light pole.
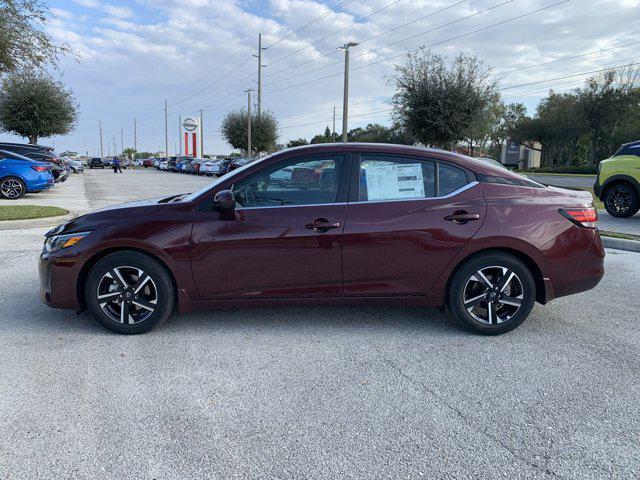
[99,120,104,158]
[338,42,358,143]
[120,126,124,155]
[134,117,137,151]
[178,114,182,155]
[332,106,336,142]
[164,99,168,158]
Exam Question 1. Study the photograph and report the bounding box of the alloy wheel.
[463,266,524,324]
[96,266,158,324]
[1,179,24,199]
[606,186,632,215]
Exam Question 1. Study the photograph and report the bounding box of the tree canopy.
[220,110,278,155]
[0,0,71,74]
[0,73,78,144]
[391,49,498,149]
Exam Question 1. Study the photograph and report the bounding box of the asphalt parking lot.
[1,169,639,479]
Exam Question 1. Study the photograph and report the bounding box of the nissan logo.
[183,117,198,131]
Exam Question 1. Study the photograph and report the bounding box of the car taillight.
[559,208,597,228]
[31,165,49,172]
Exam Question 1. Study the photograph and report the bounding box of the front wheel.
[85,251,175,334]
[603,183,639,218]
[448,252,536,335]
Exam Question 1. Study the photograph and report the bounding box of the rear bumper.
[544,226,605,301]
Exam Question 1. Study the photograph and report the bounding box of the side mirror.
[213,189,236,211]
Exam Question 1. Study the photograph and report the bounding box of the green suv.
[594,140,640,218]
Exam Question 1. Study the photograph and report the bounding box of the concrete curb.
[0,210,82,231]
[601,235,640,253]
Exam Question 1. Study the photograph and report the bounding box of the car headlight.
[44,231,91,253]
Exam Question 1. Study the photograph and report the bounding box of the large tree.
[0,0,71,74]
[220,110,278,155]
[391,49,498,149]
[0,73,78,144]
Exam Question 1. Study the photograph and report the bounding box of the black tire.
[0,176,27,199]
[447,252,536,335]
[603,183,640,218]
[85,251,175,334]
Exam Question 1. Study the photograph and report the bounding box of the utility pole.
[253,33,266,118]
[120,126,124,155]
[338,42,359,143]
[332,106,336,142]
[245,89,253,157]
[134,118,137,151]
[178,114,182,155]
[164,99,168,159]
[113,134,116,156]
[199,110,204,158]
[98,120,104,158]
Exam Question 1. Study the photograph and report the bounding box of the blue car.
[0,149,54,199]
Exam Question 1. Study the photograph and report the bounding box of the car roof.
[0,149,40,162]
[0,142,53,150]
[275,143,521,178]
[620,140,640,147]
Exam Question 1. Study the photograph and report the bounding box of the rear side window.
[359,155,435,201]
[614,143,640,157]
[438,163,468,196]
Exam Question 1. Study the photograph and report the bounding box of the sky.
[1,0,639,155]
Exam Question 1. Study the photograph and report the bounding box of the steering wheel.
[244,185,260,206]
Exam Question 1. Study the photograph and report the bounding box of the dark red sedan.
[39,144,604,335]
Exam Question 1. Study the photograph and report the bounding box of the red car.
[39,144,604,335]
[142,158,155,168]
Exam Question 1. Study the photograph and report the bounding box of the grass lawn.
[0,205,69,221]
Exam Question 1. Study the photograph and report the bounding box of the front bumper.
[593,179,602,198]
[39,251,83,311]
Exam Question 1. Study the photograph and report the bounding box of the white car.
[159,160,169,170]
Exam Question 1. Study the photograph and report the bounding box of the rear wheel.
[448,252,536,335]
[603,183,639,218]
[0,176,26,199]
[85,252,175,334]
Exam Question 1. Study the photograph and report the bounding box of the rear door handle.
[444,211,480,224]
[305,218,341,232]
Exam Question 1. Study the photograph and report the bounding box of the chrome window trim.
[350,180,479,205]
[234,181,478,211]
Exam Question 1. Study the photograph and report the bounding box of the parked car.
[17,150,66,183]
[89,158,104,169]
[228,157,254,172]
[201,158,232,176]
[0,150,54,199]
[103,158,114,167]
[65,158,84,173]
[594,140,640,218]
[142,158,155,168]
[39,143,604,335]
[0,142,54,157]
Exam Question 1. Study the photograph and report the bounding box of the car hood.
[47,194,194,236]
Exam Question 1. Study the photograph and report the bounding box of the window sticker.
[364,163,425,200]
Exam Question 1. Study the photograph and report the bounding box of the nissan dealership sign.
[182,117,198,131]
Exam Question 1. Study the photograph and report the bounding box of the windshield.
[181,155,271,202]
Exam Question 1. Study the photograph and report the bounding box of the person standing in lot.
[113,157,122,173]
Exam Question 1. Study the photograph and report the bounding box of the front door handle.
[305,218,341,232]
[444,211,480,224]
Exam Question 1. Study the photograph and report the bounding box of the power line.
[265,0,356,49]
[265,0,470,83]
[263,0,570,95]
[268,0,405,67]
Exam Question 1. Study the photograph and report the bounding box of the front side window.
[233,156,343,208]
[359,155,435,201]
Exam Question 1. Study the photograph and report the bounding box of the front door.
[342,154,486,296]
[191,155,348,299]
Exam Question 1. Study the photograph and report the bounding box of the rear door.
[342,153,486,296]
